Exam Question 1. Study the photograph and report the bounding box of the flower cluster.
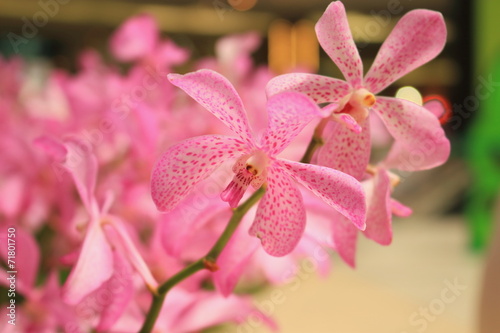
[0,2,449,332]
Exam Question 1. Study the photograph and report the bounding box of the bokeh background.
[1,0,499,332]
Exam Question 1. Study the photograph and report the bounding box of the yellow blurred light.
[268,19,319,74]
[268,19,293,74]
[395,86,423,106]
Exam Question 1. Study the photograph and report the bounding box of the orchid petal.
[316,117,371,180]
[0,176,24,219]
[95,252,134,332]
[249,166,306,257]
[213,229,259,296]
[266,73,351,104]
[424,99,446,118]
[261,92,323,156]
[167,291,277,333]
[153,39,190,67]
[332,214,358,268]
[110,14,158,62]
[63,138,99,216]
[161,199,229,258]
[375,97,450,171]
[363,169,393,245]
[39,136,101,217]
[316,1,363,87]
[168,69,255,146]
[279,159,366,230]
[151,135,249,212]
[364,10,446,94]
[216,32,261,78]
[63,220,114,304]
[34,136,67,163]
[391,199,413,217]
[331,112,363,133]
[105,217,158,290]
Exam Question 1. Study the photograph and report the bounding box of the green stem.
[139,187,265,333]
[140,116,330,332]
[300,118,329,164]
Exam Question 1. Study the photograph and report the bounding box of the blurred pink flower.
[36,136,158,330]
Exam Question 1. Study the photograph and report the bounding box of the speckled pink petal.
[316,117,371,180]
[363,169,392,245]
[316,1,363,87]
[364,10,446,94]
[331,213,358,268]
[265,73,351,104]
[279,159,366,230]
[109,14,158,62]
[62,220,114,304]
[168,69,255,146]
[249,166,306,257]
[151,135,249,212]
[261,92,323,156]
[375,97,450,171]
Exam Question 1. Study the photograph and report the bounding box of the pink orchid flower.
[267,1,450,178]
[36,136,158,330]
[151,69,366,256]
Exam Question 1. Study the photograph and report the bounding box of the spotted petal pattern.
[249,166,306,257]
[168,70,255,146]
[316,1,363,87]
[261,91,323,156]
[280,159,366,230]
[374,97,450,171]
[266,73,351,104]
[151,135,249,212]
[364,10,446,94]
[316,117,371,180]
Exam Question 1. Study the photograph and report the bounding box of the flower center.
[221,151,269,208]
[352,88,376,107]
[333,88,376,127]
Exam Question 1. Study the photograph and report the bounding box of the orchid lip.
[245,150,269,177]
[221,151,269,208]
